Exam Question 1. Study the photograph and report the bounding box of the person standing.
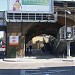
[29,44,32,54]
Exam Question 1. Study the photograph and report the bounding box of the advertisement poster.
[8,0,54,14]
[9,36,19,46]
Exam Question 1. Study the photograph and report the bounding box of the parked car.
[2,45,6,48]
[0,44,6,59]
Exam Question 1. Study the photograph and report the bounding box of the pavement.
[0,56,74,69]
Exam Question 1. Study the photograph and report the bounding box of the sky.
[0,0,7,11]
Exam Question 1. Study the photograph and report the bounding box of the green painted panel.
[22,0,50,5]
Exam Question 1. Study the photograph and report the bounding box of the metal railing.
[5,11,57,22]
[54,25,75,50]
[59,26,74,41]
[53,29,61,50]
[72,25,75,40]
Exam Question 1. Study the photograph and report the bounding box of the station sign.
[8,0,54,14]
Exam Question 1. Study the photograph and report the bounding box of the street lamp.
[64,10,71,57]
[65,10,71,39]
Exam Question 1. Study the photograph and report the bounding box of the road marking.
[48,69,72,73]
[23,70,41,71]
[20,69,72,75]
[26,72,55,75]
[46,74,49,75]
[20,70,25,75]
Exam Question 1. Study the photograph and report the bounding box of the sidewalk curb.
[2,57,75,62]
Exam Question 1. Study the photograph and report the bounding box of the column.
[67,41,71,57]
[7,22,25,58]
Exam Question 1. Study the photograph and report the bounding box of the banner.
[8,0,54,14]
[9,36,19,46]
[22,0,49,5]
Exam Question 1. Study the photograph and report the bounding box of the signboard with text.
[8,0,54,14]
[9,36,19,46]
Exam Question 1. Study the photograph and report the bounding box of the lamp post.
[64,10,67,39]
[64,10,71,58]
[64,10,71,39]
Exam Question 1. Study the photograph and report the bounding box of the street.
[0,57,74,75]
[0,66,74,75]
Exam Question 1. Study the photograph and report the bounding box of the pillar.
[67,41,71,57]
[7,22,25,58]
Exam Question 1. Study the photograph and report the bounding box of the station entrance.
[6,22,59,58]
[5,10,58,58]
[24,22,60,58]
[6,22,75,58]
[6,20,75,58]
[24,23,75,58]
[5,10,75,58]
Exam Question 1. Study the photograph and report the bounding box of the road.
[0,66,74,75]
[0,57,74,75]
